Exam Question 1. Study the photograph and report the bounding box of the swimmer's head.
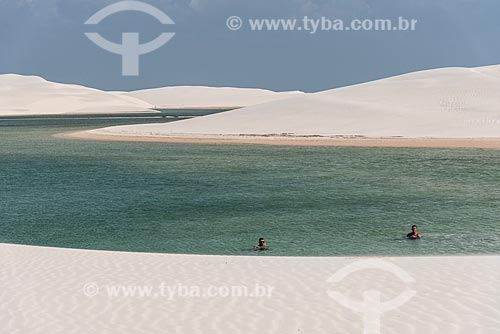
[258,238,265,245]
[411,225,418,231]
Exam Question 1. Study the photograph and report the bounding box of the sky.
[0,0,499,92]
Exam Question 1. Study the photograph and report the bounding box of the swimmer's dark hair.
[411,225,417,229]
[259,238,265,242]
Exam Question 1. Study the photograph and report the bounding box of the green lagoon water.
[1,114,500,256]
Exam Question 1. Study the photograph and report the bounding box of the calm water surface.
[1,114,500,256]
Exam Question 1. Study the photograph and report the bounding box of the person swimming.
[407,225,422,239]
[253,238,267,251]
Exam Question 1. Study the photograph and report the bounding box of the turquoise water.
[1,115,500,256]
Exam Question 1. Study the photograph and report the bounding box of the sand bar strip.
[57,130,500,148]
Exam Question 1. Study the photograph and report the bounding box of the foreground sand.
[2,243,499,333]
[59,130,500,149]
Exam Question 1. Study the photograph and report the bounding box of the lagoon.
[1,114,500,256]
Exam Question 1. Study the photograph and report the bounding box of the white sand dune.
[120,86,304,109]
[91,65,500,139]
[1,243,499,333]
[0,74,303,116]
[0,74,152,116]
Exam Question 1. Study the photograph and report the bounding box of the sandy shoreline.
[2,243,499,333]
[57,130,500,148]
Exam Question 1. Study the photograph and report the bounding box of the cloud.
[3,0,61,19]
[292,0,369,14]
[185,0,372,17]
[188,0,204,11]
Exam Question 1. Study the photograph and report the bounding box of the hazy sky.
[1,0,499,92]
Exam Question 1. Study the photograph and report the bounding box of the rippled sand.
[2,244,499,333]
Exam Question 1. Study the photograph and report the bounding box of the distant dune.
[120,86,304,109]
[90,65,500,139]
[0,74,302,116]
[0,74,152,116]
